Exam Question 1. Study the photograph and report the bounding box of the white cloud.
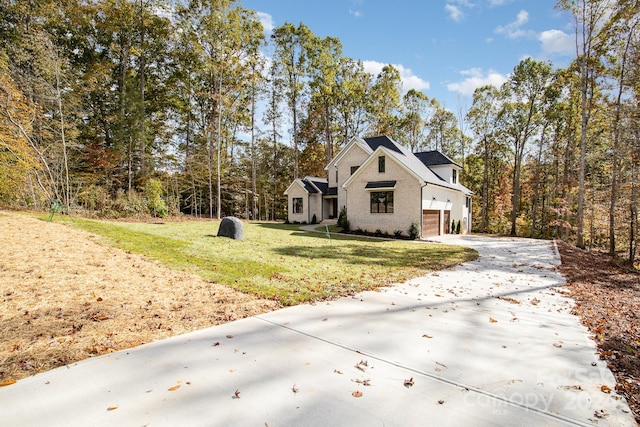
[495,9,530,39]
[447,68,508,96]
[450,0,475,6]
[488,0,513,6]
[539,29,574,56]
[362,60,430,92]
[255,11,274,32]
[445,4,464,22]
[349,9,362,18]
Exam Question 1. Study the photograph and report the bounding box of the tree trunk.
[481,136,489,233]
[530,124,547,238]
[54,51,70,208]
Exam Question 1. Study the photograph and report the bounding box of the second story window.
[350,166,359,175]
[452,169,458,184]
[378,156,385,173]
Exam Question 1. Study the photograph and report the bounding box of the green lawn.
[53,217,477,305]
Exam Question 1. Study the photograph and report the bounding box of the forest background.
[0,0,638,261]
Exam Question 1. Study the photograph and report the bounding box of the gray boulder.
[217,217,244,240]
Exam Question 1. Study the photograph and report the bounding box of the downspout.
[420,182,428,239]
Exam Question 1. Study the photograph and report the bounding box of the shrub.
[144,179,168,218]
[408,222,420,240]
[451,219,455,234]
[394,230,403,238]
[337,206,349,230]
[375,229,383,237]
[456,220,461,234]
[311,214,317,224]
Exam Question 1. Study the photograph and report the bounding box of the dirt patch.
[0,212,280,382]
[556,240,640,423]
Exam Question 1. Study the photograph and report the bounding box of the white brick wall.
[345,154,421,236]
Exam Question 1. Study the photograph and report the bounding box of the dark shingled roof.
[310,179,328,194]
[365,180,397,189]
[301,180,318,193]
[363,136,403,154]
[413,150,460,167]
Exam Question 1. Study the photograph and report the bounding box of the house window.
[350,165,359,175]
[370,191,394,213]
[335,170,338,183]
[466,196,471,208]
[292,197,303,214]
[378,156,385,173]
[452,169,458,184]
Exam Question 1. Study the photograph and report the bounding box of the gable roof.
[414,150,461,168]
[283,177,329,195]
[324,136,371,170]
[363,136,403,154]
[342,136,472,195]
[309,178,328,194]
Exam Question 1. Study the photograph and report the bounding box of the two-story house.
[284,135,472,238]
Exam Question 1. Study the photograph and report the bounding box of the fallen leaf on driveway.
[404,377,414,387]
[594,409,609,418]
[168,385,181,391]
[106,406,118,411]
[352,390,363,397]
[600,385,611,394]
[489,317,498,323]
[422,334,433,338]
[0,379,16,387]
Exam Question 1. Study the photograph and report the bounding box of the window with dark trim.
[292,197,303,214]
[370,191,394,213]
[350,165,359,175]
[378,156,385,173]
[452,169,458,184]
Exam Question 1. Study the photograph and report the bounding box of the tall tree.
[499,58,553,236]
[557,0,609,248]
[599,0,640,254]
[333,57,370,145]
[425,100,461,157]
[467,85,501,233]
[307,35,342,161]
[366,64,402,136]
[399,89,430,151]
[271,22,313,179]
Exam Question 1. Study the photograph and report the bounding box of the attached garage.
[422,209,440,238]
[444,210,451,234]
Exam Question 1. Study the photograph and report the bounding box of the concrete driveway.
[1,235,635,426]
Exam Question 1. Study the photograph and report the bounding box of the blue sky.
[241,0,576,114]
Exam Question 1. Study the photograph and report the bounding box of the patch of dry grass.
[0,212,280,382]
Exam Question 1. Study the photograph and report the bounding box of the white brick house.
[285,136,472,237]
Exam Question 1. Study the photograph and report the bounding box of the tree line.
[0,0,638,261]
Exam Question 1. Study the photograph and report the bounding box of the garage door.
[422,210,440,238]
[444,210,451,234]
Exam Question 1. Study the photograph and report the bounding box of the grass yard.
[1,212,476,382]
[62,218,478,305]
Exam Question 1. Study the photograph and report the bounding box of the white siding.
[422,185,471,234]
